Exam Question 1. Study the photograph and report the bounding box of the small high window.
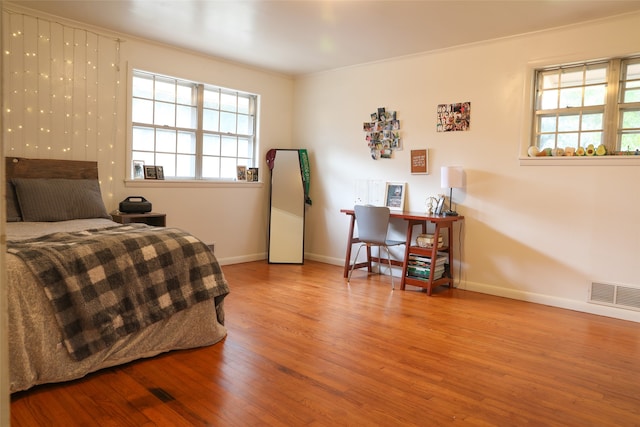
[532,56,640,155]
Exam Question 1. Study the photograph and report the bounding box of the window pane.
[237,114,250,134]
[620,133,640,151]
[204,89,219,109]
[156,129,176,152]
[132,126,155,151]
[220,111,236,133]
[584,66,607,85]
[558,115,579,132]
[154,101,175,126]
[623,87,640,103]
[238,137,250,158]
[220,157,237,179]
[559,87,582,108]
[176,154,195,178]
[539,116,556,132]
[177,83,195,105]
[581,132,602,147]
[203,109,219,131]
[221,136,237,157]
[540,90,558,109]
[238,96,249,114]
[132,75,153,98]
[202,156,220,178]
[177,131,196,154]
[560,69,583,88]
[557,133,578,148]
[203,134,220,155]
[581,113,603,131]
[538,134,555,149]
[155,78,175,103]
[541,71,559,89]
[132,98,153,124]
[624,61,640,79]
[221,92,237,112]
[621,110,640,129]
[584,85,606,106]
[156,153,175,174]
[176,105,197,129]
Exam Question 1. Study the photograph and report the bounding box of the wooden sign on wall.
[410,149,428,174]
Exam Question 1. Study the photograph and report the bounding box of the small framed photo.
[236,165,247,181]
[133,160,145,179]
[434,195,446,215]
[384,182,406,212]
[144,165,157,179]
[248,167,259,182]
[156,166,164,180]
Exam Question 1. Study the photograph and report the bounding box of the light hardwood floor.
[10,260,640,426]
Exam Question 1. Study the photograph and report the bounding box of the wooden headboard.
[6,157,99,180]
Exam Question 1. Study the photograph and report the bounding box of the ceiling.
[8,0,640,76]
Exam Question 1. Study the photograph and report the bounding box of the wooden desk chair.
[347,205,406,289]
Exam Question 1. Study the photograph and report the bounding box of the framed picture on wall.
[410,149,428,174]
[384,182,406,212]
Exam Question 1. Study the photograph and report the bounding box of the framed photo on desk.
[434,195,445,215]
[384,182,406,211]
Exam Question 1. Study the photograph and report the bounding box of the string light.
[3,8,122,204]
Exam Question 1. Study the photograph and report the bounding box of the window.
[131,70,257,180]
[532,56,640,155]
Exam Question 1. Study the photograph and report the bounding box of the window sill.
[124,179,264,188]
[519,156,640,166]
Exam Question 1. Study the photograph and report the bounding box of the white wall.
[294,12,640,322]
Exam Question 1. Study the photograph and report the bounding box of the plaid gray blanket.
[8,224,229,361]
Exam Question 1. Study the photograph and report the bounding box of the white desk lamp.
[441,166,464,216]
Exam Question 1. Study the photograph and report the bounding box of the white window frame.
[127,69,259,181]
[521,55,640,166]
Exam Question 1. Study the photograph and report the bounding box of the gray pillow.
[6,182,22,222]
[12,178,111,222]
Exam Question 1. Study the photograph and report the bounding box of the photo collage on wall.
[363,107,401,160]
[436,102,471,132]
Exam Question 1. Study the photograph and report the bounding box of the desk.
[341,209,464,295]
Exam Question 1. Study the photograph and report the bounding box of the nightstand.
[111,212,166,227]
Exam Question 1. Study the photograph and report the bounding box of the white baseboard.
[217,253,267,266]
[460,280,640,323]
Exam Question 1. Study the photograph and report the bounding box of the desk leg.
[446,222,454,284]
[343,214,357,278]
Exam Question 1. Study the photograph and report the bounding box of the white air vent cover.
[589,282,640,312]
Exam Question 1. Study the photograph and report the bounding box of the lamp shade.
[441,166,464,189]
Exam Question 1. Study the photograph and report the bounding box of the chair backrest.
[354,205,390,245]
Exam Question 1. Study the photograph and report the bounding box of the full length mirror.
[268,150,305,264]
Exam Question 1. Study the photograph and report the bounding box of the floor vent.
[589,282,640,311]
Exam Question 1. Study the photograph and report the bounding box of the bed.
[5,157,230,393]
